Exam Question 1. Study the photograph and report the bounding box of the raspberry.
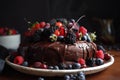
[34,23,41,30]
[40,22,46,28]
[14,56,24,65]
[55,22,63,28]
[96,50,104,59]
[59,27,65,36]
[104,54,111,61]
[54,30,60,36]
[78,58,85,65]
[79,26,87,35]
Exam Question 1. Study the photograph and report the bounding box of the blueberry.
[48,66,54,69]
[0,59,5,73]
[64,75,70,80]
[49,18,57,26]
[72,63,81,69]
[77,74,86,80]
[81,35,87,41]
[67,64,73,69]
[86,58,95,67]
[53,65,59,70]
[95,58,104,66]
[77,72,85,76]
[38,77,44,80]
[22,61,28,67]
[58,63,66,69]
[57,36,64,42]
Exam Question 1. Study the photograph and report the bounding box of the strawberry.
[55,22,63,28]
[96,50,104,59]
[14,56,24,65]
[40,21,46,28]
[54,30,60,36]
[104,54,111,61]
[78,58,85,65]
[79,26,87,35]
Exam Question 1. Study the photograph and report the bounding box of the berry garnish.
[54,30,60,36]
[78,58,85,65]
[22,61,28,67]
[14,56,24,65]
[55,22,63,28]
[40,63,47,69]
[96,50,104,59]
[40,21,46,28]
[104,53,111,61]
[86,58,95,67]
[72,63,81,69]
[79,26,87,35]
[33,62,42,68]
[95,58,104,66]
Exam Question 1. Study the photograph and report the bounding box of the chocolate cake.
[17,17,98,66]
[19,41,96,66]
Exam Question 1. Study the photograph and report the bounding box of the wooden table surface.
[0,50,120,80]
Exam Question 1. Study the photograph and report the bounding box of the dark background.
[0,0,120,43]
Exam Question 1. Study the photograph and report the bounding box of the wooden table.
[0,50,120,80]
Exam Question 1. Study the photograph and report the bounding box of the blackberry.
[49,18,57,26]
[86,58,95,67]
[65,31,76,44]
[32,29,43,42]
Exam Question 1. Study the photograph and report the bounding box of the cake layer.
[19,41,97,66]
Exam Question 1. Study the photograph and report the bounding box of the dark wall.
[0,0,120,43]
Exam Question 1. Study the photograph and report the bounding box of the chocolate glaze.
[19,41,97,66]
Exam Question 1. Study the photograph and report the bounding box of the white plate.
[5,55,114,76]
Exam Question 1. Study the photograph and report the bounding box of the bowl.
[0,34,21,50]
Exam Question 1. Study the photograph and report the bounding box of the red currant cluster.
[0,27,18,35]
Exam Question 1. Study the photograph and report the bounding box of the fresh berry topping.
[48,66,54,69]
[22,61,28,67]
[104,54,111,61]
[67,64,73,69]
[14,56,24,65]
[57,36,64,42]
[96,50,104,59]
[54,30,60,36]
[33,62,42,68]
[97,45,106,53]
[78,58,85,65]
[95,58,104,66]
[65,31,76,44]
[81,35,87,41]
[55,22,63,28]
[34,23,41,30]
[53,65,59,70]
[72,63,81,69]
[86,58,95,67]
[58,63,67,69]
[40,22,46,28]
[79,26,87,35]
[40,63,47,69]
